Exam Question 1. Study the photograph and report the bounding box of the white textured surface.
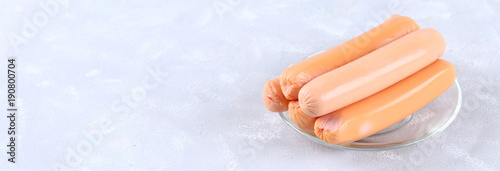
[0,0,499,170]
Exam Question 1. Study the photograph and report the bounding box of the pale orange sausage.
[299,28,446,117]
[280,14,420,100]
[288,101,316,134]
[315,59,456,145]
[263,78,290,112]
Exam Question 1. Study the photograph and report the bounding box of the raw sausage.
[288,101,316,134]
[299,28,446,117]
[263,78,290,112]
[314,59,456,144]
[280,14,420,100]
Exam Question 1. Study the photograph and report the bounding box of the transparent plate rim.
[278,79,462,151]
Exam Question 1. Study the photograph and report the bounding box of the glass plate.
[279,80,462,151]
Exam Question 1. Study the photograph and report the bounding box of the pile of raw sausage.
[263,14,456,145]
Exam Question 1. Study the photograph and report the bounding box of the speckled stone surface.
[0,0,499,170]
